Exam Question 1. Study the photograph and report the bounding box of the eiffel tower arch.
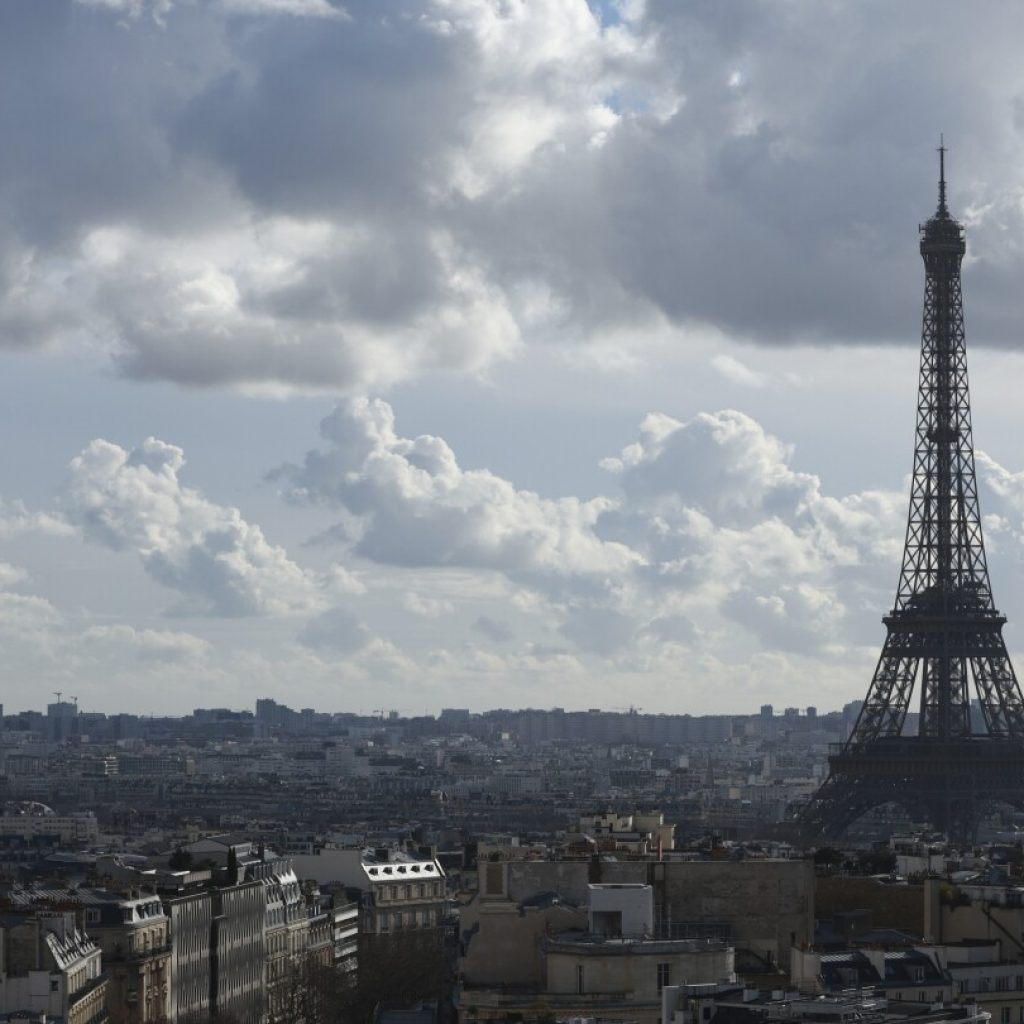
[798,145,1024,845]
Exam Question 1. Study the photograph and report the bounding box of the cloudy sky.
[6,0,1024,716]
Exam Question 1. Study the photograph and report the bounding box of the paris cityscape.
[8,2,1024,1024]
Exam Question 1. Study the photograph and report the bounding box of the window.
[576,965,585,995]
[1017,976,1024,991]
[485,863,504,896]
[918,993,926,1003]
[995,976,1008,992]
[1002,1009,1011,1024]
[914,967,925,983]
[50,980,59,993]
[657,963,671,992]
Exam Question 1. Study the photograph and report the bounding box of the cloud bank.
[3,1,1024,397]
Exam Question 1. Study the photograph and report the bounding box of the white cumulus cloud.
[65,436,330,616]
[276,396,641,576]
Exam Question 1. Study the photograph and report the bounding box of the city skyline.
[4,694,849,719]
[8,3,1024,715]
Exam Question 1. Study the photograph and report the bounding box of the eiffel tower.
[799,144,1024,845]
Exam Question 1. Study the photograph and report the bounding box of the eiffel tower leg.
[848,648,917,745]
[798,770,875,844]
[926,796,980,847]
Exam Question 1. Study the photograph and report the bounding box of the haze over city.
[6,0,1024,716]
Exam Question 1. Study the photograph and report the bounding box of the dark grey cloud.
[471,615,514,644]
[174,6,465,216]
[559,605,635,656]
[641,615,697,647]
[721,584,844,653]
[4,0,1024,394]
[298,607,370,653]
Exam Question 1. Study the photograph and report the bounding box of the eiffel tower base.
[798,737,1024,846]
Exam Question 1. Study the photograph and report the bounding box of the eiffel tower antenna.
[938,134,948,217]
[797,145,1024,845]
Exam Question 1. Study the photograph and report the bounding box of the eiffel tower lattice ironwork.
[798,144,1024,844]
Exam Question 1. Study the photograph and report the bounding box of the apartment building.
[0,804,99,844]
[460,884,735,1024]
[0,910,108,1024]
[82,890,171,1024]
[291,844,448,938]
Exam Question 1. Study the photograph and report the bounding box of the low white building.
[0,804,99,844]
[589,883,654,938]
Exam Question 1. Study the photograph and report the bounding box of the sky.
[6,0,1024,717]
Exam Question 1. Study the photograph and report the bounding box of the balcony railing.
[104,942,172,964]
[544,932,730,956]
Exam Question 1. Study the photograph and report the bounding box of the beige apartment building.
[460,883,735,1024]
[477,854,812,970]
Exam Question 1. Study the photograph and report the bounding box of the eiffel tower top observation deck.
[798,145,1024,843]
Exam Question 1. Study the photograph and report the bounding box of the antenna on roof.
[937,134,948,217]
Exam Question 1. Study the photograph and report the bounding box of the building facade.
[0,910,108,1024]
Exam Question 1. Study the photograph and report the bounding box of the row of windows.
[378,908,440,931]
[958,976,1024,994]
[377,882,443,902]
[576,962,673,996]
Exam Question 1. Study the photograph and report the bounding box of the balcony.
[104,942,172,964]
[544,932,730,957]
[458,984,636,1009]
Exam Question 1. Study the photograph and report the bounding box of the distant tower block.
[799,144,1024,844]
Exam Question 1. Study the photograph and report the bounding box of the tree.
[856,849,897,875]
[268,954,353,1024]
[342,929,448,1024]
[813,847,843,869]
[169,847,193,871]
